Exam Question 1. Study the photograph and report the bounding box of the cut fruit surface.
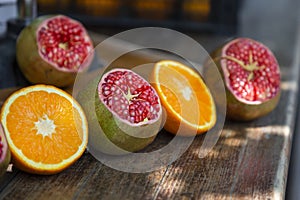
[151,60,216,136]
[209,37,281,121]
[221,38,280,104]
[37,15,93,71]
[99,69,161,125]
[1,85,88,174]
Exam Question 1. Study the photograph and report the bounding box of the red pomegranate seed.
[99,69,161,124]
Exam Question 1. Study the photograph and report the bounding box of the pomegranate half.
[0,123,10,177]
[16,15,94,87]
[208,38,281,121]
[78,68,162,155]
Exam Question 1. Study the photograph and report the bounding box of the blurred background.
[0,0,240,35]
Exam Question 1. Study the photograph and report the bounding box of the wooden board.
[0,29,299,199]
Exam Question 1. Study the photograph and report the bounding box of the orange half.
[151,60,216,136]
[1,85,88,174]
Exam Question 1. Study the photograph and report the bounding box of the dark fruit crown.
[99,69,161,124]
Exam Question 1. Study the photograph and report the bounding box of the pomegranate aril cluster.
[37,16,92,70]
[100,70,161,124]
[225,39,280,102]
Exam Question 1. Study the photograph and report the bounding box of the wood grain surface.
[0,30,299,200]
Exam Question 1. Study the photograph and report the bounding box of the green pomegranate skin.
[206,41,280,121]
[77,72,162,155]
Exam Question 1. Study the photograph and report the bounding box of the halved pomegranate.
[0,123,10,177]
[208,38,281,121]
[16,15,94,87]
[78,68,162,155]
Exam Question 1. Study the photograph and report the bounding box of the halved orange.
[151,60,216,136]
[1,85,88,174]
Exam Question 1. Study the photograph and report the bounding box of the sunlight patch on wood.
[246,125,290,140]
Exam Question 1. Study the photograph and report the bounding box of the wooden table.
[0,24,300,199]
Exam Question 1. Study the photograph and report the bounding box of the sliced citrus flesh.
[151,60,216,136]
[1,85,88,174]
